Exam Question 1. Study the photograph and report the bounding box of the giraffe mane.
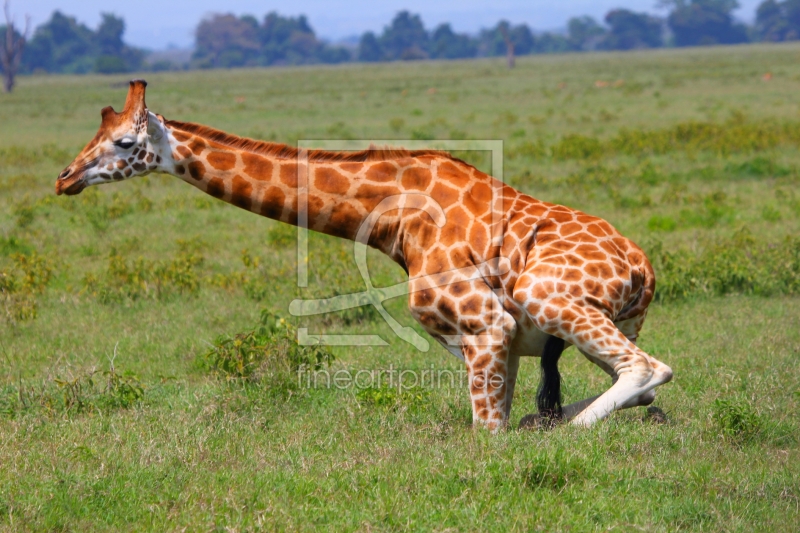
[165,119,476,167]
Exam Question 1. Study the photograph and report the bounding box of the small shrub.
[647,230,800,302]
[552,134,603,160]
[12,253,54,293]
[266,224,296,247]
[356,386,429,411]
[326,121,355,140]
[13,202,35,228]
[202,310,335,391]
[726,156,792,178]
[547,117,800,161]
[679,192,733,228]
[712,397,762,442]
[564,165,614,189]
[635,161,664,185]
[0,236,34,256]
[410,128,434,141]
[3,363,144,419]
[83,248,203,303]
[0,252,54,324]
[507,140,546,160]
[194,196,214,209]
[661,183,688,204]
[610,189,652,209]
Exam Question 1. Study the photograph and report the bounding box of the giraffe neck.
[161,121,446,265]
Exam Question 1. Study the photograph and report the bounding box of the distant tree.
[479,21,535,58]
[318,44,351,64]
[259,12,320,65]
[1,0,29,92]
[95,13,124,56]
[193,14,260,68]
[357,31,383,61]
[568,16,607,50]
[94,13,142,73]
[665,0,749,46]
[380,11,429,60]
[192,11,349,68]
[602,9,663,49]
[23,11,95,73]
[430,23,476,59]
[21,10,142,74]
[755,0,800,40]
[532,32,572,53]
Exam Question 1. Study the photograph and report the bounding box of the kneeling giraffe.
[56,80,673,431]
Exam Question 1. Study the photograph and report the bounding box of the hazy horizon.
[11,0,765,51]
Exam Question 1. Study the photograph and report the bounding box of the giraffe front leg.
[462,332,514,432]
[408,276,517,432]
[504,352,521,420]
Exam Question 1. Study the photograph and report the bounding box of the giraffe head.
[56,79,168,195]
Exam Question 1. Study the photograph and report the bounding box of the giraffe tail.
[537,335,566,420]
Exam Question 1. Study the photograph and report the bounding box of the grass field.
[1,43,800,531]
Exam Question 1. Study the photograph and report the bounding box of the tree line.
[1,0,800,77]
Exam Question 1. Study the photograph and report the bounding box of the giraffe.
[56,80,673,431]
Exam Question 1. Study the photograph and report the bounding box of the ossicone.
[122,79,149,118]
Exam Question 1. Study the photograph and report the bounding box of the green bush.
[356,386,429,411]
[549,117,800,161]
[1,363,144,419]
[647,230,800,302]
[201,310,335,392]
[266,224,296,247]
[0,252,54,324]
[83,249,202,303]
[552,134,603,160]
[712,397,762,443]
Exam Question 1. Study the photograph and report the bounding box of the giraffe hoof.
[518,413,562,431]
[643,406,668,424]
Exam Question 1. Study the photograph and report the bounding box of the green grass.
[1,44,800,530]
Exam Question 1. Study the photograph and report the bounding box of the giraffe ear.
[146,111,165,142]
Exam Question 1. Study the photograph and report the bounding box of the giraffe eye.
[114,140,135,150]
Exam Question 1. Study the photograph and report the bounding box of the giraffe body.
[56,80,672,431]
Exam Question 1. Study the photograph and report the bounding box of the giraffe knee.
[652,362,673,385]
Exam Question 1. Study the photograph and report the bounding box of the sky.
[11,0,765,50]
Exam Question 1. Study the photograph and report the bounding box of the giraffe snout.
[55,166,87,196]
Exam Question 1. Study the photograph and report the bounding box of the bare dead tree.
[1,0,30,93]
[499,24,514,69]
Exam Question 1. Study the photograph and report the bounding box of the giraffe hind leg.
[561,306,672,426]
[517,293,672,426]
[537,335,566,418]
